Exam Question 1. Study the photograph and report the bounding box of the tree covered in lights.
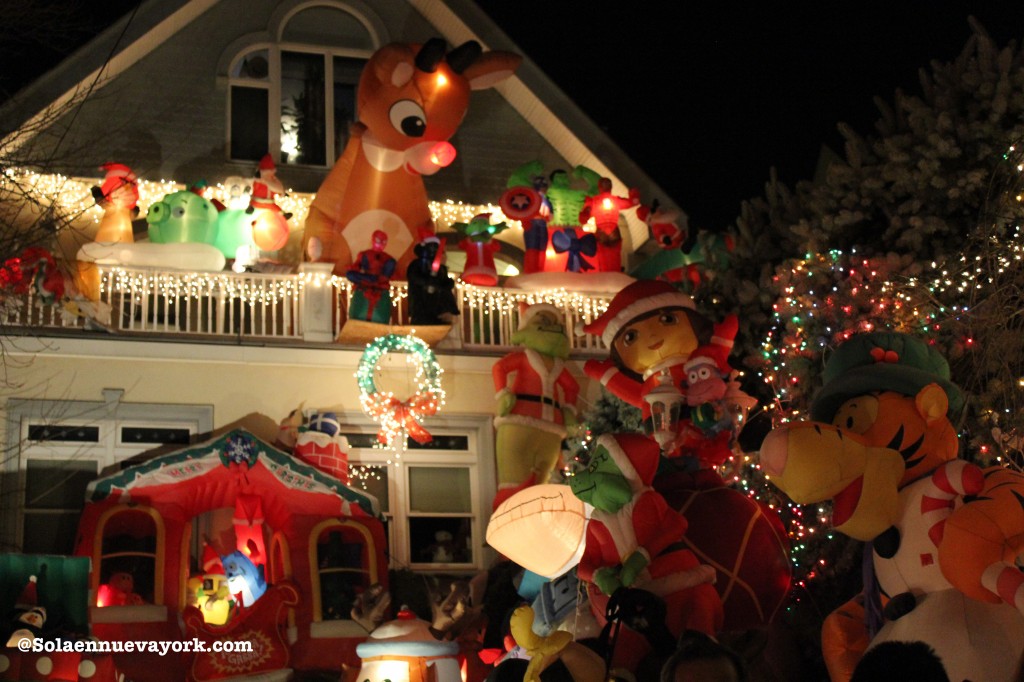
[666,21,1024,671]
[705,18,1024,470]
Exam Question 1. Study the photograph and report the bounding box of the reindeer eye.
[389,100,426,137]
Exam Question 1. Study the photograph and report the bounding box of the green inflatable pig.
[147,190,219,244]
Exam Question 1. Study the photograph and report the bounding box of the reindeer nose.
[429,141,457,167]
[405,141,458,175]
[758,428,790,477]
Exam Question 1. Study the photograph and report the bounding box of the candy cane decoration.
[982,561,1024,614]
[920,459,984,547]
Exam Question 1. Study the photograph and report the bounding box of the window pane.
[342,433,469,451]
[99,554,156,604]
[23,511,82,555]
[341,433,378,449]
[333,56,364,157]
[408,467,470,513]
[350,464,388,513]
[28,425,99,442]
[102,511,157,553]
[231,49,269,79]
[281,51,326,166]
[408,435,469,451]
[317,528,370,621]
[121,427,191,445]
[409,517,472,564]
[231,86,268,161]
[25,459,97,509]
[282,8,374,49]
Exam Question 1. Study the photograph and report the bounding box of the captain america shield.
[499,185,542,221]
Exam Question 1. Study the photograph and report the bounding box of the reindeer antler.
[430,581,469,637]
[447,41,482,74]
[350,583,391,633]
[415,38,447,72]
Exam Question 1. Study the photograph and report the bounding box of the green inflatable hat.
[810,332,964,422]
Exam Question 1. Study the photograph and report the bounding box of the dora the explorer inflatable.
[579,280,791,635]
[760,332,1024,682]
[580,279,755,469]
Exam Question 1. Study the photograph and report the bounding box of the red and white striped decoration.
[920,460,984,547]
[982,562,1024,614]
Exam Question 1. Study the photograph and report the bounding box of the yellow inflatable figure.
[78,163,141,301]
[759,332,1024,682]
[508,605,606,682]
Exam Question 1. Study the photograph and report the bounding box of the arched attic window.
[227,3,378,167]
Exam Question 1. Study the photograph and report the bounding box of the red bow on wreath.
[370,393,438,445]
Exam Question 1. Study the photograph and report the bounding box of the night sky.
[474,2,1024,230]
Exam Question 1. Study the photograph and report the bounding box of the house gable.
[2,0,680,255]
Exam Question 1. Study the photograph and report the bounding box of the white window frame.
[2,395,213,553]
[337,414,496,572]
[225,3,379,167]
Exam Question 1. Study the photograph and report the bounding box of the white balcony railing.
[2,265,614,356]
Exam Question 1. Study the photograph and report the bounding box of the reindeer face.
[358,43,470,173]
[357,40,520,175]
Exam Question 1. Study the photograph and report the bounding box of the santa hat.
[257,154,276,172]
[16,575,37,609]
[101,162,135,181]
[203,544,225,576]
[685,314,739,374]
[577,280,695,346]
[517,302,561,330]
[98,162,137,197]
[684,350,728,376]
[417,224,440,245]
[595,433,660,491]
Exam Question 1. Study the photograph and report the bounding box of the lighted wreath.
[357,334,444,446]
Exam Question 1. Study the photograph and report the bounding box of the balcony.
[2,263,614,356]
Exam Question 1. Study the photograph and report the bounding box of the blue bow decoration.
[552,228,597,272]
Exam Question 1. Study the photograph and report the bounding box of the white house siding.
[0,335,605,565]
[1,337,510,425]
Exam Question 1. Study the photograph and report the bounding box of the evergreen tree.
[676,21,1024,675]
[708,19,1024,469]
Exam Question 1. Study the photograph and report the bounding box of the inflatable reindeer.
[303,39,521,277]
[759,332,1024,682]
